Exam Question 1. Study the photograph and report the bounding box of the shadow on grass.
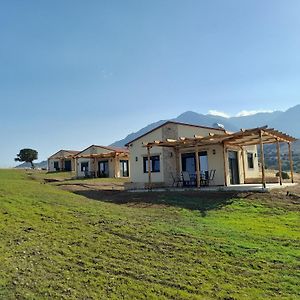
[73,190,239,216]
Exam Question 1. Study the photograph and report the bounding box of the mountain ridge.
[111,105,300,147]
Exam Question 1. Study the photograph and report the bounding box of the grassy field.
[0,169,299,299]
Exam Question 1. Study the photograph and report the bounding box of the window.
[247,153,254,169]
[143,155,160,173]
[81,162,89,172]
[120,160,129,177]
[98,160,109,177]
[54,161,59,171]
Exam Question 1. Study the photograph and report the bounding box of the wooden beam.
[263,129,295,143]
[74,157,77,174]
[276,140,282,185]
[147,146,152,189]
[114,153,118,178]
[93,158,97,177]
[222,142,228,186]
[288,142,294,183]
[195,146,201,188]
[175,147,180,178]
[259,130,266,189]
[241,147,246,183]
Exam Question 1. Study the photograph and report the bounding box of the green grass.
[0,169,299,299]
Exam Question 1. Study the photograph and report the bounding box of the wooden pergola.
[144,126,297,189]
[74,151,129,177]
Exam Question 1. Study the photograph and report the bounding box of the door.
[199,151,208,180]
[120,160,129,177]
[64,160,72,171]
[181,153,196,174]
[98,160,109,177]
[228,151,240,184]
[54,161,59,171]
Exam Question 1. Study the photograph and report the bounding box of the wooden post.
[175,147,180,177]
[93,158,97,177]
[74,157,77,174]
[241,147,246,183]
[259,130,266,189]
[276,140,282,185]
[195,146,201,188]
[147,146,152,189]
[222,142,228,186]
[288,142,294,183]
[114,153,118,178]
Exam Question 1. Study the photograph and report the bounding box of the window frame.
[81,161,89,172]
[247,152,254,169]
[143,155,160,173]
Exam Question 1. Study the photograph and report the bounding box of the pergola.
[144,126,297,189]
[74,151,129,177]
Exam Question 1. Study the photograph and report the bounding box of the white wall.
[48,159,61,172]
[243,145,260,179]
[128,127,164,184]
[177,124,225,138]
[76,158,92,177]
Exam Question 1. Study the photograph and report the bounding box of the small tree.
[15,148,38,169]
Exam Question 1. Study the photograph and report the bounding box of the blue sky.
[1,0,300,167]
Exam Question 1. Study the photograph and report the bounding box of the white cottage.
[48,150,79,172]
[75,145,129,178]
[126,121,266,189]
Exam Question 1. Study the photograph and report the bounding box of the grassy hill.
[0,170,299,299]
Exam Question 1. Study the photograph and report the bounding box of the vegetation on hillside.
[259,141,300,173]
[0,170,299,299]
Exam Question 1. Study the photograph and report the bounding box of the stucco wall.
[177,124,225,138]
[128,127,164,184]
[48,159,61,172]
[243,145,260,179]
[76,158,92,177]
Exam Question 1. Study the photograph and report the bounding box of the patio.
[128,182,298,193]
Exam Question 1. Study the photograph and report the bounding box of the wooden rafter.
[143,125,296,149]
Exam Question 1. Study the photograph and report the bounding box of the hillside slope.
[0,169,299,299]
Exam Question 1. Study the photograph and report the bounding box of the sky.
[1,0,300,167]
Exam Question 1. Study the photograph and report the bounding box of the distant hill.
[111,104,300,172]
[263,140,300,173]
[15,160,48,169]
[111,104,300,147]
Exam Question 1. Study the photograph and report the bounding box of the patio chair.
[171,173,183,187]
[182,171,195,186]
[202,169,216,186]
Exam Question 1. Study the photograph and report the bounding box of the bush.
[276,171,290,180]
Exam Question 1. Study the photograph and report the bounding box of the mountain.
[175,111,238,131]
[229,111,283,130]
[111,105,300,147]
[15,160,48,169]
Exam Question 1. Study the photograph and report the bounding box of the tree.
[15,148,38,169]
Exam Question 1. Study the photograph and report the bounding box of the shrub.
[276,171,290,179]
